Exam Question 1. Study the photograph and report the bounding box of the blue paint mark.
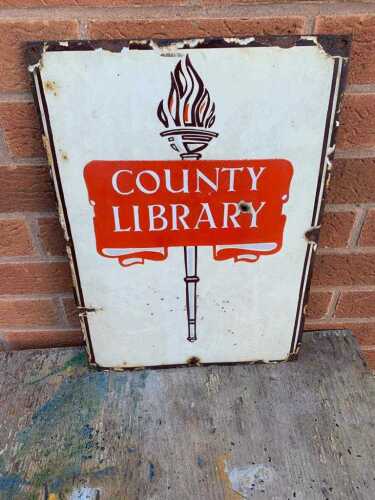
[24,372,107,431]
[49,466,117,492]
[111,370,150,414]
[197,456,205,467]
[81,424,94,440]
[0,473,25,496]
[89,466,117,479]
[148,463,155,481]
[49,477,64,491]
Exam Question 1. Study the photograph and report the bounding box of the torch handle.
[184,246,199,342]
[180,154,200,342]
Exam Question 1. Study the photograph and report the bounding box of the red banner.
[84,160,293,266]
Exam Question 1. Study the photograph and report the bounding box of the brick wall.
[0,1,374,367]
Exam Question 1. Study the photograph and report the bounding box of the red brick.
[350,324,375,348]
[63,297,80,327]
[38,217,66,256]
[88,16,306,40]
[319,211,355,248]
[304,321,375,348]
[358,209,375,247]
[0,329,83,351]
[0,262,72,294]
[305,291,331,320]
[0,0,298,5]
[0,102,44,158]
[0,219,33,256]
[326,158,375,204]
[0,165,56,213]
[0,19,79,92]
[0,298,59,327]
[312,254,375,287]
[0,0,215,5]
[0,0,135,4]
[337,94,375,150]
[335,291,375,318]
[316,15,375,85]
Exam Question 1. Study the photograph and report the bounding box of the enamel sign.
[29,36,349,368]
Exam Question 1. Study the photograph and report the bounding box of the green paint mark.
[62,351,88,370]
[0,367,108,498]
[0,358,151,499]
[28,351,88,385]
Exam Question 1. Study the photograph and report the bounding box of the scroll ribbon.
[84,159,293,267]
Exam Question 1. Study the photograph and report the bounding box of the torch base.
[160,128,218,160]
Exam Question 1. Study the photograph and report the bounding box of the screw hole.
[238,201,251,213]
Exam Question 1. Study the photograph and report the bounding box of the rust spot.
[77,306,99,313]
[254,35,300,49]
[317,35,351,57]
[61,151,68,161]
[113,364,127,371]
[288,343,301,361]
[160,52,184,58]
[44,80,58,95]
[187,356,201,366]
[42,135,53,167]
[98,40,127,52]
[304,226,321,244]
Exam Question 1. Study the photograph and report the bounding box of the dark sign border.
[27,35,350,370]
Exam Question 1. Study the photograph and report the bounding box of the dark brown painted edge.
[289,53,350,359]
[25,34,351,66]
[27,35,351,370]
[1,329,356,373]
[31,69,95,364]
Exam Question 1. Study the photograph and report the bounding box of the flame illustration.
[157,55,216,129]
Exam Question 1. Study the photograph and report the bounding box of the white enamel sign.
[30,37,349,368]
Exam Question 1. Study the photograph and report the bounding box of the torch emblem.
[157,55,218,160]
[157,55,219,342]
